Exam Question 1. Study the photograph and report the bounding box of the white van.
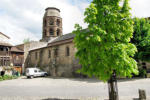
[26,68,48,78]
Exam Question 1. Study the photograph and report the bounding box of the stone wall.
[23,41,47,73]
[29,42,81,77]
[146,62,150,70]
[138,61,150,70]
[41,7,62,42]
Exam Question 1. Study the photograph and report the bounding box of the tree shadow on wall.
[42,98,79,100]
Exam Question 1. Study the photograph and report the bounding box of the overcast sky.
[0,0,150,45]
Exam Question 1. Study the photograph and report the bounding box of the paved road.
[0,77,150,100]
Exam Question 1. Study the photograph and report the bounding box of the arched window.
[49,29,54,35]
[44,20,47,27]
[49,19,54,25]
[43,30,46,36]
[66,46,70,56]
[35,52,38,59]
[57,29,60,36]
[56,19,60,26]
[54,48,58,57]
[48,50,51,58]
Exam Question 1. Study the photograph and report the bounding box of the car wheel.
[27,76,30,79]
[44,73,47,77]
[30,76,34,79]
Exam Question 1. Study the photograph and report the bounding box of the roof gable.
[0,32,10,39]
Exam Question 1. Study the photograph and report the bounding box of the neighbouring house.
[0,32,12,73]
[0,32,24,75]
[11,45,24,74]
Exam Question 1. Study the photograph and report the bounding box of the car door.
[34,69,38,77]
[35,69,42,77]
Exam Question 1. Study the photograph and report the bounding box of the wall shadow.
[42,98,78,100]
[117,77,146,83]
[133,98,139,100]
[46,76,102,83]
[43,76,101,83]
[69,78,101,83]
[68,77,146,83]
[21,75,146,84]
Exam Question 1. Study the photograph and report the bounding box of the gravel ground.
[0,76,149,100]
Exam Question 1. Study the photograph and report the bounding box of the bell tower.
[41,7,62,42]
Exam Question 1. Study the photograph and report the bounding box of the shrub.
[0,76,3,81]
[3,75,11,80]
[139,68,147,77]
[0,75,18,81]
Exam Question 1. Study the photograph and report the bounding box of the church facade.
[26,7,81,77]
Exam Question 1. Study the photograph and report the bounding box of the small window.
[50,29,54,35]
[66,46,70,56]
[35,52,38,59]
[54,48,58,57]
[48,50,51,58]
[49,20,54,25]
[38,70,41,72]
[56,19,60,26]
[34,70,37,73]
[0,58,2,66]
[57,29,60,36]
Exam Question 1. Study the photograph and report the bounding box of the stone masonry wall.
[29,42,81,77]
[23,41,47,73]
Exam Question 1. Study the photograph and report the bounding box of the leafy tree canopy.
[73,0,138,82]
[132,18,150,62]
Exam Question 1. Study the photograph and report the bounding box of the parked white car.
[26,68,48,78]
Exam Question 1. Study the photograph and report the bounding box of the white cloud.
[0,0,88,45]
[0,0,149,45]
[0,14,39,45]
[0,0,42,45]
[130,0,150,18]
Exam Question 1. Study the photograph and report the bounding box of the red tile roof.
[11,46,24,53]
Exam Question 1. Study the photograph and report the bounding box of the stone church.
[25,7,81,77]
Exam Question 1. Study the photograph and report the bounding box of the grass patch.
[0,75,18,81]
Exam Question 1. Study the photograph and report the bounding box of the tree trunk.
[108,71,119,100]
[139,89,146,100]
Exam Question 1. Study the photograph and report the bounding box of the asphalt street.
[0,77,150,100]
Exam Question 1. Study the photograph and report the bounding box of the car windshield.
[39,70,42,72]
[26,69,29,73]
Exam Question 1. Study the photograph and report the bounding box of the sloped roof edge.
[0,32,10,39]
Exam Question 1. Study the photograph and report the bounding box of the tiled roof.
[50,33,75,44]
[15,44,24,51]
[0,42,12,47]
[49,29,89,44]
[11,46,24,53]
[29,29,89,51]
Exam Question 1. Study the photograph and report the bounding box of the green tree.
[23,38,30,44]
[73,0,138,99]
[132,18,150,62]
